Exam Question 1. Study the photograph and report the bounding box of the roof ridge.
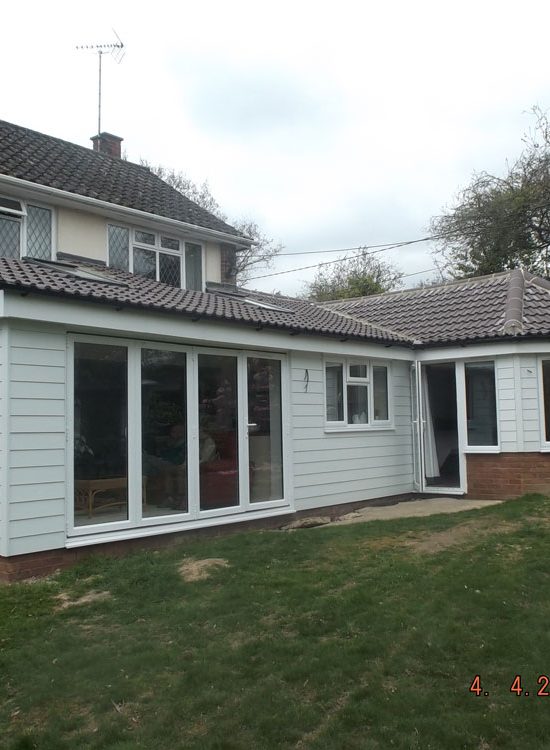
[322,270,513,306]
[501,268,525,335]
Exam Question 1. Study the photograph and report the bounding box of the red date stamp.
[470,674,549,697]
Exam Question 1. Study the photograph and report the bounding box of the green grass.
[2,495,550,749]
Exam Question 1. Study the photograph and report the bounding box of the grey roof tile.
[0,120,244,239]
[323,270,550,345]
[0,258,413,345]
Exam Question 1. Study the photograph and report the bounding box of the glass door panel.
[74,343,128,526]
[141,349,188,517]
[198,354,239,510]
[247,358,283,502]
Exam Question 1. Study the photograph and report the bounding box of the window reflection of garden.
[247,358,283,503]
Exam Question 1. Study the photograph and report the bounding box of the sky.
[3,0,550,296]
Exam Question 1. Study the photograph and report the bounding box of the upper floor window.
[0,197,52,260]
[325,358,390,428]
[108,224,203,290]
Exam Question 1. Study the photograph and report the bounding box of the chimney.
[90,132,123,159]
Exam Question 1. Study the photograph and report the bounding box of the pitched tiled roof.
[0,120,244,239]
[0,258,413,345]
[323,269,550,345]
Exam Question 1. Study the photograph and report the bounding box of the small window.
[135,230,155,245]
[0,214,21,259]
[373,365,389,421]
[349,363,368,380]
[159,253,181,287]
[0,198,52,261]
[465,362,498,446]
[325,360,390,427]
[134,246,156,280]
[185,243,202,291]
[325,363,344,421]
[161,236,179,251]
[108,225,130,271]
[26,205,52,260]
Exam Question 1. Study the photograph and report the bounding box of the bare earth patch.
[54,590,112,611]
[404,520,521,554]
[178,558,230,582]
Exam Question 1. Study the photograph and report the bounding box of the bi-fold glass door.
[70,339,286,533]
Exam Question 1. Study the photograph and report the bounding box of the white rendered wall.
[57,207,107,262]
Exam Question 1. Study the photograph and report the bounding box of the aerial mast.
[76,31,125,135]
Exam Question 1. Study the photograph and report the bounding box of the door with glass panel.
[198,353,240,511]
[247,357,283,503]
[73,343,129,526]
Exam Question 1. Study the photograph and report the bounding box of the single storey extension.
[1,119,550,579]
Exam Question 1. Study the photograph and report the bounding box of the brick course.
[466,452,550,499]
[0,493,416,583]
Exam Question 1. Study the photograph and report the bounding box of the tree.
[141,161,282,284]
[431,107,550,279]
[303,252,403,301]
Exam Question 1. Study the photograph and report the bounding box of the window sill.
[324,425,395,434]
[464,446,501,454]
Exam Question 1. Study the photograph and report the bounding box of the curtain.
[421,369,440,479]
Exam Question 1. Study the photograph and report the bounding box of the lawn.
[2,495,550,749]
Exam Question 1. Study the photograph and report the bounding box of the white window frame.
[539,356,550,451]
[107,222,205,291]
[323,357,393,431]
[461,359,501,453]
[0,195,55,260]
[67,334,290,538]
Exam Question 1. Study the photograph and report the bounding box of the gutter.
[0,174,253,247]
[0,283,413,349]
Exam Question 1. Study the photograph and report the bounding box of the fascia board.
[0,174,253,247]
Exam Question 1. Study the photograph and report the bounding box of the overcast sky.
[3,0,550,295]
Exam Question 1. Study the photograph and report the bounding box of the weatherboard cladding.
[0,120,243,239]
[0,259,412,345]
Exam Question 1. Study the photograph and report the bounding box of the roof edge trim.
[0,173,254,246]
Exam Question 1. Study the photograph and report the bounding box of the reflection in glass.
[248,358,283,502]
[465,362,497,446]
[185,243,202,290]
[141,349,187,516]
[325,363,344,421]
[347,385,368,424]
[373,365,389,420]
[198,354,239,510]
[134,247,156,279]
[74,343,128,526]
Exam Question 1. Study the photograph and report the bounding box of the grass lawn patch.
[2,494,550,748]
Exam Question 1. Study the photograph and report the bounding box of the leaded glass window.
[159,253,181,287]
[108,225,130,271]
[26,205,52,260]
[0,215,20,258]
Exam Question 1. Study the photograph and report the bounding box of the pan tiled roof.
[0,258,413,345]
[0,120,245,239]
[323,269,550,345]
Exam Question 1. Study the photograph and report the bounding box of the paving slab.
[330,497,502,526]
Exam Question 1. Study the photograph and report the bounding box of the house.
[1,119,550,580]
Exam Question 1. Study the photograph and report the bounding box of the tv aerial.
[76,30,125,135]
